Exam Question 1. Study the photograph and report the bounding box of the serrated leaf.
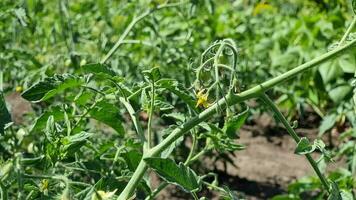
[122,150,142,171]
[144,157,201,192]
[60,131,92,157]
[82,63,116,79]
[22,74,83,102]
[157,79,197,110]
[0,92,12,134]
[154,100,174,111]
[89,100,125,136]
[142,67,161,82]
[30,106,64,133]
[295,137,315,155]
[45,115,55,142]
[319,114,337,136]
[223,108,249,139]
[327,182,342,200]
[162,112,186,122]
[14,8,28,26]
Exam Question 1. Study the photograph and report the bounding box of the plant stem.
[119,97,146,145]
[259,93,330,192]
[0,182,7,200]
[339,16,356,45]
[147,82,155,149]
[0,71,3,91]
[117,38,356,200]
[100,2,187,64]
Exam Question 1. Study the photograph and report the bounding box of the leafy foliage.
[144,157,201,192]
[0,0,355,199]
[21,74,83,102]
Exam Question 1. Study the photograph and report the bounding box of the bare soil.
[156,112,343,200]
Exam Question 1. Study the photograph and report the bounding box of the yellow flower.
[91,189,117,200]
[196,90,210,108]
[253,2,273,16]
[15,86,23,92]
[40,179,49,195]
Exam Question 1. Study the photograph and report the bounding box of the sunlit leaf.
[144,157,201,192]
[223,108,249,139]
[22,74,83,102]
[89,100,125,136]
[82,63,116,79]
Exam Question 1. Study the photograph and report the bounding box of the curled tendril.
[193,39,240,115]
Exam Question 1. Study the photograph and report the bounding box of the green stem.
[0,182,7,200]
[147,82,155,149]
[117,38,356,200]
[119,97,146,145]
[339,17,356,45]
[185,133,197,164]
[259,93,330,192]
[100,2,187,64]
[0,71,3,91]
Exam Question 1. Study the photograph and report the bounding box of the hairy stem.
[117,38,356,200]
[259,93,330,192]
[339,16,356,45]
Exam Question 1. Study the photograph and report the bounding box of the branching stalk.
[117,38,356,200]
[339,16,356,45]
[100,2,187,64]
[259,93,330,191]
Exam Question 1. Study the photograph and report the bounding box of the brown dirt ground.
[155,113,343,200]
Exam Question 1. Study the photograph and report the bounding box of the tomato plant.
[1,1,356,199]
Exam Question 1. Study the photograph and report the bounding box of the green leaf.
[328,84,352,103]
[144,157,201,192]
[14,8,28,26]
[295,137,315,155]
[156,79,197,111]
[30,106,64,133]
[154,100,174,111]
[353,0,356,15]
[319,114,337,136]
[45,115,56,142]
[340,190,354,200]
[318,60,343,84]
[89,100,125,136]
[142,67,161,82]
[223,108,249,139]
[327,182,342,200]
[82,63,116,79]
[338,54,356,73]
[162,112,186,123]
[60,131,92,157]
[122,150,142,171]
[0,92,12,134]
[22,74,83,102]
